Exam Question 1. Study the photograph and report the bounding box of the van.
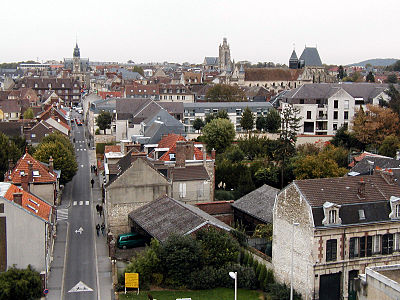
[117,232,147,249]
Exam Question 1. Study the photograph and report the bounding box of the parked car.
[117,232,148,249]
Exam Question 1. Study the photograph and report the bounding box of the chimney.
[357,178,366,198]
[27,161,33,183]
[8,159,14,172]
[13,193,23,206]
[49,156,54,173]
[211,148,216,160]
[184,141,194,160]
[380,168,395,185]
[202,146,207,167]
[175,141,186,168]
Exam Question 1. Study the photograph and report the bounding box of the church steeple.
[73,43,80,58]
[289,49,299,69]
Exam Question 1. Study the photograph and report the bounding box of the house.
[181,72,202,85]
[279,82,391,136]
[0,98,30,121]
[0,182,55,280]
[272,170,400,300]
[4,151,59,205]
[124,84,160,100]
[158,84,194,103]
[25,120,56,145]
[231,184,279,234]
[203,57,219,70]
[128,195,232,242]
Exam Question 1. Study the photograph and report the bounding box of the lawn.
[119,287,263,300]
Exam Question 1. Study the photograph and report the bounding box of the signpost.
[125,273,139,295]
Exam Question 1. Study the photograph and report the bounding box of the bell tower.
[73,43,81,73]
[219,37,232,71]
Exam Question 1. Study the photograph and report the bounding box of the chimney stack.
[380,169,395,185]
[357,178,366,198]
[13,193,23,206]
[211,148,216,160]
[27,161,33,182]
[175,141,186,168]
[202,146,207,167]
[8,159,14,172]
[21,174,29,192]
[49,156,54,173]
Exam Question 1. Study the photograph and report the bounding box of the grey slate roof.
[289,50,298,61]
[89,98,116,114]
[299,47,322,66]
[171,165,210,181]
[204,57,219,66]
[183,101,272,113]
[232,184,279,224]
[128,195,232,242]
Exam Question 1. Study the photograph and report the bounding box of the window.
[0,203,3,213]
[32,170,40,177]
[329,210,337,223]
[177,96,180,100]
[382,234,394,255]
[182,96,186,100]
[179,183,186,198]
[333,124,338,131]
[334,100,338,109]
[333,111,338,120]
[169,95,172,100]
[307,111,312,119]
[344,100,349,109]
[197,182,204,198]
[326,239,337,261]
[300,99,304,104]
[31,133,36,138]
[396,204,400,218]
[344,111,349,120]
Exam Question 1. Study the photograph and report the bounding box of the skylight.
[358,209,366,220]
[27,204,38,213]
[33,170,40,177]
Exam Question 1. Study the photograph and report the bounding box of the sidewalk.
[90,149,114,300]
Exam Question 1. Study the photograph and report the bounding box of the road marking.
[57,208,68,221]
[79,201,83,205]
[68,281,93,293]
[81,165,84,168]
[85,201,89,205]
[83,149,87,151]
[73,201,77,206]
[75,227,84,234]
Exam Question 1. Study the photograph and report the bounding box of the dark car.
[117,232,147,249]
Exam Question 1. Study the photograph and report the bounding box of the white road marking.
[79,201,83,205]
[68,281,93,293]
[85,201,89,205]
[75,227,84,234]
[83,149,87,151]
[57,208,68,221]
[73,201,77,206]
[81,165,84,168]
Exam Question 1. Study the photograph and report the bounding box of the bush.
[248,254,254,267]
[188,266,219,289]
[0,265,42,300]
[258,265,267,284]
[215,189,235,200]
[95,128,100,135]
[255,264,262,278]
[243,252,249,266]
[267,282,302,300]
[230,229,248,247]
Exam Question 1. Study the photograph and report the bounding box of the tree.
[195,227,240,268]
[378,135,400,157]
[240,107,254,134]
[34,139,77,183]
[366,71,375,83]
[264,109,281,133]
[193,118,205,133]
[352,104,400,146]
[23,108,34,119]
[0,133,26,181]
[386,84,400,117]
[0,265,42,300]
[236,166,256,198]
[132,66,144,76]
[95,111,112,134]
[204,110,229,124]
[206,84,246,102]
[337,65,346,80]
[277,105,301,188]
[202,118,235,153]
[256,116,266,131]
[386,74,398,83]
[331,124,364,150]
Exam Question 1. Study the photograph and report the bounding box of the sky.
[1,0,398,66]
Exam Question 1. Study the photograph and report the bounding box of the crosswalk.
[57,208,68,221]
[73,201,90,206]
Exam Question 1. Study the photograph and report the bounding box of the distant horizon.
[1,0,399,66]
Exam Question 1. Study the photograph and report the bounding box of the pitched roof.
[0,182,52,222]
[289,50,298,62]
[171,165,210,181]
[128,195,231,242]
[157,133,186,149]
[5,151,57,184]
[104,145,122,154]
[232,184,279,224]
[294,174,400,207]
[350,156,400,175]
[204,57,219,66]
[244,68,303,82]
[348,152,390,168]
[299,47,322,66]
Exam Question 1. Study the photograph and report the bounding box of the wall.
[272,183,316,299]
[29,183,55,205]
[106,158,170,236]
[172,179,211,205]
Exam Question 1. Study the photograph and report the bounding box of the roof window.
[32,170,40,177]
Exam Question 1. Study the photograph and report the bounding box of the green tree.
[0,265,42,300]
[379,135,400,157]
[41,132,74,155]
[331,124,364,150]
[386,74,398,83]
[204,110,229,124]
[206,84,246,102]
[0,133,25,181]
[264,109,281,133]
[95,111,112,134]
[34,140,77,183]
[386,84,400,117]
[240,107,254,134]
[387,60,400,72]
[202,118,235,153]
[256,116,266,131]
[236,166,256,198]
[193,118,205,133]
[337,65,346,80]
[23,108,34,119]
[277,105,301,188]
[366,71,375,82]
[195,227,240,268]
[132,66,144,76]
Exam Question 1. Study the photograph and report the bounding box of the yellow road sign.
[125,273,139,288]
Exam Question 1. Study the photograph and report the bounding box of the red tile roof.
[348,152,388,168]
[105,145,122,153]
[156,134,210,161]
[2,183,52,222]
[5,152,57,183]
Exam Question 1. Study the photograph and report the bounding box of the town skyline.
[1,0,399,65]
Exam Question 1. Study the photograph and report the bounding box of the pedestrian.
[99,205,103,217]
[96,224,100,237]
[96,204,100,215]
[101,222,105,236]
[91,178,94,188]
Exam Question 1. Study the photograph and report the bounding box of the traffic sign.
[43,289,49,295]
[125,273,139,288]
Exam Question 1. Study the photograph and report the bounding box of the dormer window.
[32,170,40,177]
[389,196,400,219]
[322,201,342,226]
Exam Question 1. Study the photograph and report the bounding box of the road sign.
[125,273,139,288]
[68,281,93,293]
[75,227,83,234]
[43,289,49,295]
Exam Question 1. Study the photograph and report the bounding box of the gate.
[319,272,341,300]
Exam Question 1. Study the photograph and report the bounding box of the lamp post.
[229,271,237,300]
[290,222,300,300]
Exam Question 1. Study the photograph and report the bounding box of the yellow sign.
[125,273,139,288]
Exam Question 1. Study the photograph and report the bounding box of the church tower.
[219,37,232,71]
[72,43,81,73]
[289,49,299,69]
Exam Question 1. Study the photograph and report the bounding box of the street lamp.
[229,271,237,300]
[290,222,300,300]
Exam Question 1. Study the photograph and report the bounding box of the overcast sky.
[1,0,398,65]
